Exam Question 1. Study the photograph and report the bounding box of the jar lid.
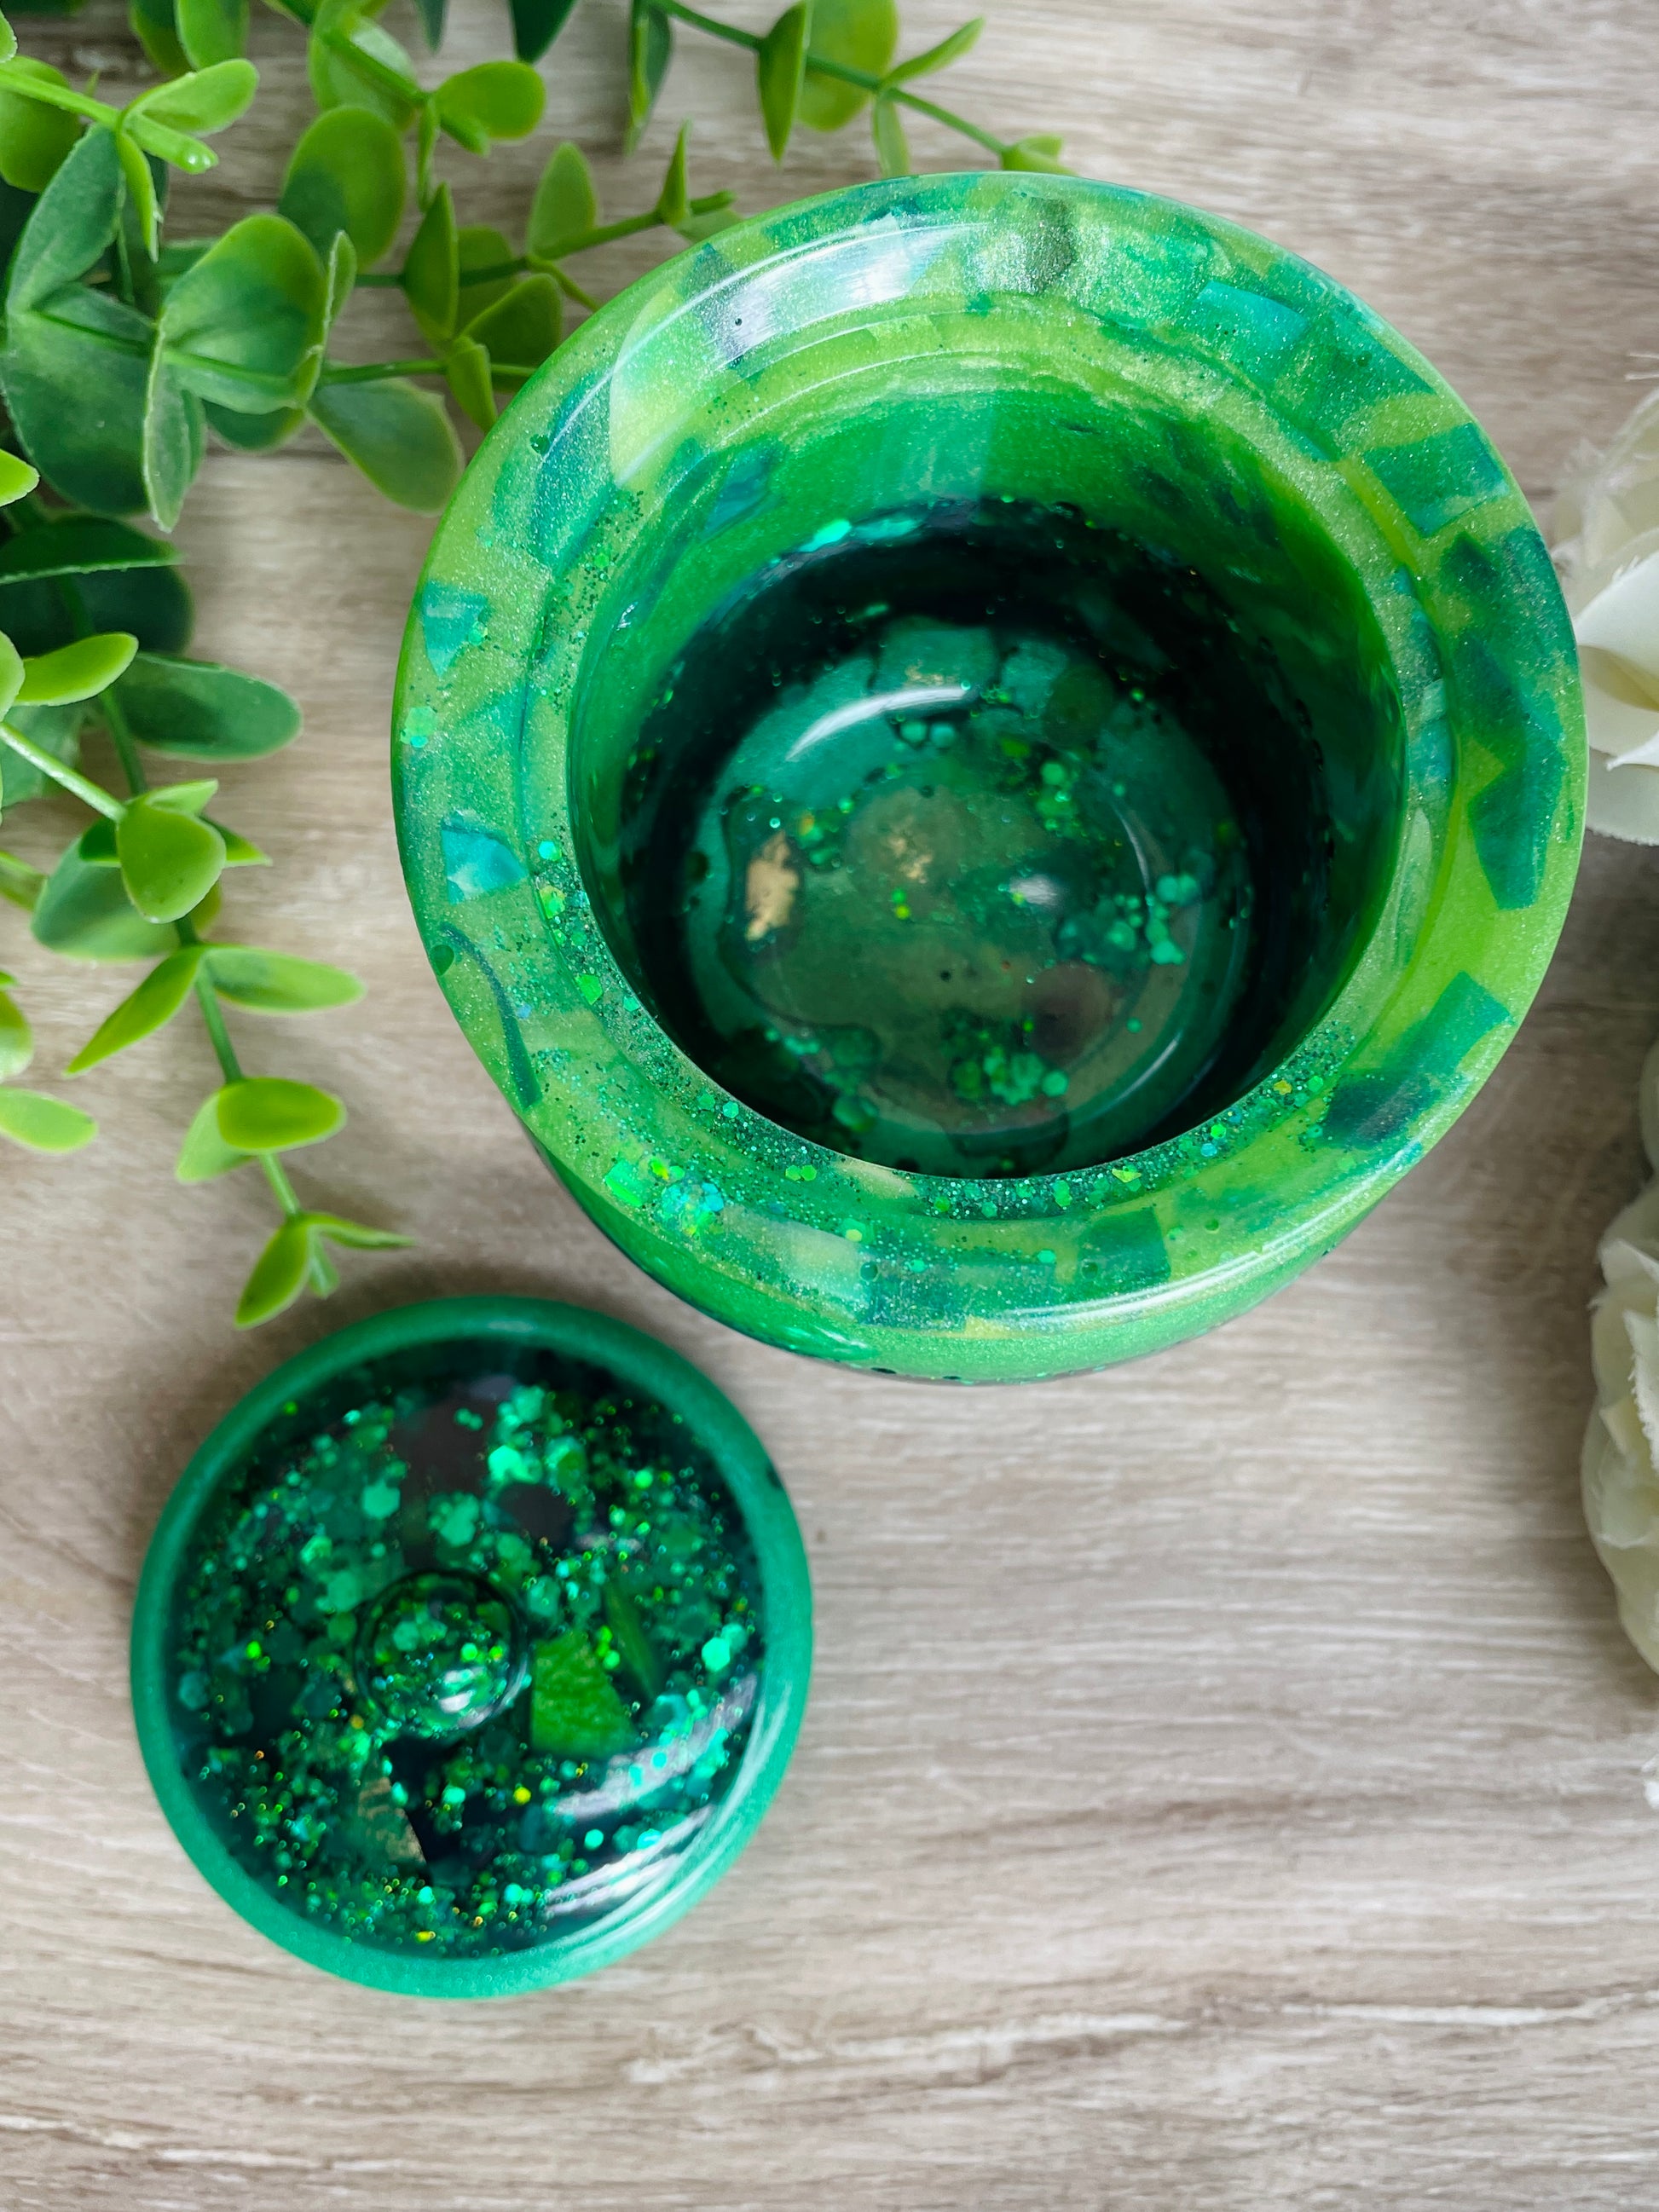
[131,1297,812,1997]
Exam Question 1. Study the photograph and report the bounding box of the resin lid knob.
[356,1571,527,1738]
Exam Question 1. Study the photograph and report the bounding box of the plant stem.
[95,656,148,796]
[651,0,1009,155]
[0,722,124,817]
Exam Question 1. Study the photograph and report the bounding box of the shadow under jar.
[395,173,1583,1383]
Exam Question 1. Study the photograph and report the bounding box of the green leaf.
[675,204,740,245]
[0,517,171,585]
[129,0,190,79]
[176,1088,250,1181]
[207,818,265,863]
[65,942,203,1072]
[111,651,300,759]
[0,14,15,64]
[527,140,597,261]
[279,105,404,266]
[159,214,329,413]
[205,944,363,1013]
[402,181,457,346]
[801,0,897,130]
[0,1086,95,1152]
[32,840,217,959]
[114,129,158,257]
[0,848,43,910]
[0,451,38,506]
[142,347,205,531]
[19,632,138,703]
[148,777,217,812]
[0,981,32,1077]
[217,1073,344,1151]
[410,0,444,50]
[456,224,513,320]
[200,400,304,452]
[309,0,421,128]
[0,557,192,661]
[757,3,810,162]
[463,273,560,374]
[308,377,462,511]
[0,630,21,719]
[303,1209,411,1250]
[2,136,149,512]
[8,282,153,514]
[171,0,249,70]
[0,61,80,193]
[871,93,909,176]
[508,0,576,64]
[7,124,120,312]
[132,58,257,134]
[235,1216,314,1325]
[656,120,689,227]
[883,14,980,87]
[78,817,117,863]
[626,0,672,153]
[444,333,494,431]
[1001,134,1068,173]
[0,702,84,811]
[117,791,225,921]
[436,60,544,149]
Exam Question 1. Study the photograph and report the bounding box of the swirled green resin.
[132,1301,812,1995]
[395,173,1584,1382]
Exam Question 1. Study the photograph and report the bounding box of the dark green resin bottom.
[621,500,1338,1176]
[164,1341,764,1962]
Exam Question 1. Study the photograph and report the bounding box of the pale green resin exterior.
[394,173,1583,1384]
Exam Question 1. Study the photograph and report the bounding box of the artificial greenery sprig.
[0,447,408,1324]
[0,0,1060,1329]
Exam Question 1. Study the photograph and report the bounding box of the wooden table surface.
[7,1,1659,2204]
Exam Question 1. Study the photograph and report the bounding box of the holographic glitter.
[162,1343,765,1963]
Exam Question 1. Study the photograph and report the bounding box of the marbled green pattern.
[394,173,1583,1384]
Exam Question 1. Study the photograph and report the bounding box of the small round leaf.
[0,62,81,195]
[176,1089,251,1182]
[527,141,597,260]
[66,944,203,1073]
[216,1075,344,1152]
[280,106,405,266]
[205,945,364,1013]
[800,0,898,130]
[117,793,226,922]
[435,61,545,147]
[0,1085,96,1152]
[234,1216,314,1326]
[0,983,33,1078]
[0,451,39,506]
[18,631,139,704]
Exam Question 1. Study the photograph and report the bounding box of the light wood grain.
[7,2,1659,2205]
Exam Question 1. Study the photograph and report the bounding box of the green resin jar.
[394,173,1583,1384]
[130,1298,812,1996]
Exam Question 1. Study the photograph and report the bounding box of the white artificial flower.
[1582,1035,1659,1667]
[1555,389,1659,842]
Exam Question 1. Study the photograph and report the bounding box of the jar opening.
[572,380,1405,1177]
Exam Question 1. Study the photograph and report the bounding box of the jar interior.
[569,373,1406,1178]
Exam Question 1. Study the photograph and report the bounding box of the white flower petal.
[1584,748,1659,842]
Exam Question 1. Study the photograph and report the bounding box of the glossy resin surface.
[394,173,1583,1383]
[130,1300,812,1996]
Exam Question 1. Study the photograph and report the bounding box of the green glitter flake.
[162,1352,766,1966]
